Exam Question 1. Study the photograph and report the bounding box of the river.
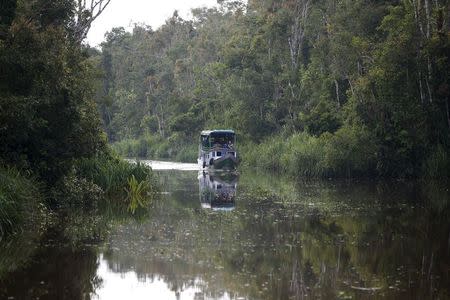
[0,161,449,299]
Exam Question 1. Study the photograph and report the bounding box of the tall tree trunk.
[426,76,433,103]
[155,101,165,138]
[425,0,431,39]
[414,0,433,103]
[419,70,425,104]
[288,0,311,70]
[347,77,356,100]
[413,0,425,37]
[334,79,341,107]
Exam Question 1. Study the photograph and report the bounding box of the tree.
[73,0,112,43]
[0,0,107,182]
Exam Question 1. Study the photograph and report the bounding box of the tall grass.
[242,126,377,178]
[112,134,197,163]
[112,136,170,159]
[0,167,43,235]
[74,155,158,212]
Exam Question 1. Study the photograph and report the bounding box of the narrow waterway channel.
[1,161,449,299]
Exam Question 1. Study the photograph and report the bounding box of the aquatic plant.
[125,175,155,214]
[74,154,158,210]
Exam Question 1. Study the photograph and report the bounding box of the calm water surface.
[0,161,449,299]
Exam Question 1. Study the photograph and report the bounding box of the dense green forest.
[0,0,449,235]
[95,0,449,177]
[0,0,156,234]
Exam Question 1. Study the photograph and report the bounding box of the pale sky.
[87,0,218,46]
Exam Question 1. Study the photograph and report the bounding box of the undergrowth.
[112,134,197,163]
[0,167,45,235]
[74,154,159,212]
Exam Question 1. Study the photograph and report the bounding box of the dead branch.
[73,0,112,43]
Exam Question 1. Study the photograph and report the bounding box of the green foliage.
[125,175,154,214]
[281,133,327,177]
[112,135,198,163]
[50,175,104,207]
[174,144,198,163]
[92,0,449,177]
[0,167,44,235]
[299,100,341,136]
[323,126,377,177]
[74,155,158,208]
[1,0,446,178]
[112,136,171,159]
[243,126,377,178]
[0,0,106,183]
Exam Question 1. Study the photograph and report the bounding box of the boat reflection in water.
[198,171,238,211]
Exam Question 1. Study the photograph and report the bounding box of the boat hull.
[211,153,238,170]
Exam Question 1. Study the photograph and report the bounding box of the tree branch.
[73,0,112,44]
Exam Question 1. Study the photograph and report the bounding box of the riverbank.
[0,155,158,237]
[241,130,450,179]
[111,128,450,179]
[0,167,46,236]
[112,135,197,163]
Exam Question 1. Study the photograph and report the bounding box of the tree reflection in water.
[96,172,450,300]
[0,228,101,300]
[0,170,449,300]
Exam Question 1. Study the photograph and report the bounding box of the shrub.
[0,167,44,235]
[74,155,158,211]
[50,175,103,208]
[322,126,377,177]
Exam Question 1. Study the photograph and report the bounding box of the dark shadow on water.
[0,227,101,300]
[0,169,449,299]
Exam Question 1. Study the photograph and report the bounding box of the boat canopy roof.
[200,129,235,136]
[200,129,236,148]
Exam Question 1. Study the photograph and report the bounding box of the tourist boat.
[197,129,238,170]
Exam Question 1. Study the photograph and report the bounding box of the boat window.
[201,135,209,147]
[209,132,235,147]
